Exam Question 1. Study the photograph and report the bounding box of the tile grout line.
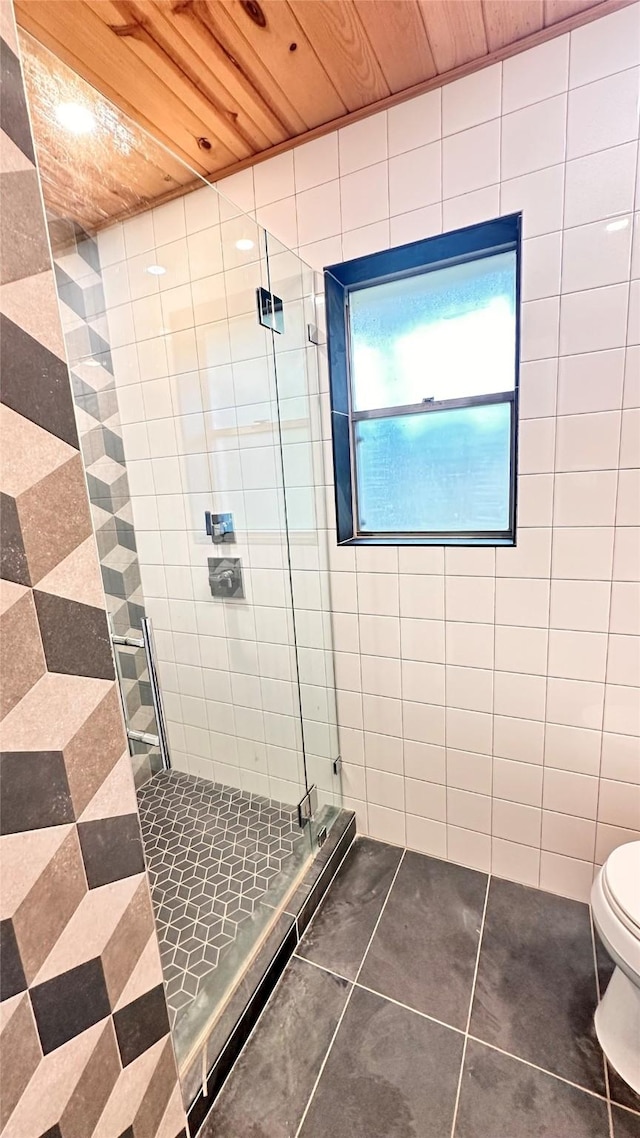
[449,873,492,1138]
[293,849,407,1138]
[589,906,615,1138]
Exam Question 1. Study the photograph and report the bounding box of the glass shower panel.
[265,234,342,840]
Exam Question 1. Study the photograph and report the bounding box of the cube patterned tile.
[137,771,306,1033]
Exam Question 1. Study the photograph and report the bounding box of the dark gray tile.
[358,850,487,1029]
[202,956,350,1138]
[454,1039,610,1138]
[0,315,79,448]
[78,815,145,888]
[113,984,170,1067]
[0,751,75,833]
[300,984,463,1138]
[31,959,110,1054]
[609,1063,640,1115]
[298,837,403,979]
[612,1105,640,1137]
[470,878,606,1094]
[33,593,114,680]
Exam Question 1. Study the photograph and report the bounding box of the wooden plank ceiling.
[16,0,629,230]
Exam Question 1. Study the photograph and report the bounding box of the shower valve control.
[208,557,244,599]
[205,511,235,543]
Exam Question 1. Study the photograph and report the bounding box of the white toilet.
[591,841,640,1094]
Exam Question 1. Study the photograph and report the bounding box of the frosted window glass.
[354,403,512,534]
[349,251,516,411]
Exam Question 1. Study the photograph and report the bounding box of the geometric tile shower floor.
[137,771,307,1057]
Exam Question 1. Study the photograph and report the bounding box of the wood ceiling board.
[482,0,544,50]
[19,30,192,232]
[14,0,221,173]
[418,0,488,71]
[544,0,602,21]
[287,0,391,110]
[352,0,437,93]
[217,0,347,131]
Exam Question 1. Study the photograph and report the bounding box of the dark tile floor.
[202,837,640,1138]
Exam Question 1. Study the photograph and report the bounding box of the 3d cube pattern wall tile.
[0,9,186,1136]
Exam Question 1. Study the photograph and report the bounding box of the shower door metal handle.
[110,617,171,771]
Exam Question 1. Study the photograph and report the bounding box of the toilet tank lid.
[604,842,640,931]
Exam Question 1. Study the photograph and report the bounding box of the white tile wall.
[100,3,640,902]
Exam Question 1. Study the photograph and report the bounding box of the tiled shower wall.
[96,202,340,811]
[238,1,640,901]
[50,218,160,786]
[0,7,186,1135]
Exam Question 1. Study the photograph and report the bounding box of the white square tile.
[493,715,544,765]
[494,670,546,720]
[341,162,389,231]
[406,814,447,859]
[555,411,621,472]
[542,810,596,860]
[447,788,491,833]
[405,779,447,822]
[98,222,125,266]
[153,197,186,246]
[549,629,608,682]
[567,69,640,159]
[551,527,614,580]
[446,707,493,754]
[400,617,445,663]
[564,144,637,228]
[446,665,492,713]
[613,526,640,582]
[402,659,445,705]
[390,204,442,245]
[184,186,219,234]
[495,625,548,675]
[601,731,640,783]
[445,621,494,669]
[403,701,445,746]
[521,232,562,302]
[554,470,618,526]
[607,633,640,687]
[445,547,495,576]
[364,731,403,775]
[298,236,343,271]
[501,95,566,180]
[518,474,554,527]
[596,821,640,864]
[569,3,640,87]
[543,766,599,818]
[558,284,628,355]
[358,572,399,617]
[217,169,255,216]
[520,297,560,361]
[503,35,569,113]
[399,547,445,574]
[446,749,492,794]
[339,113,388,175]
[389,142,441,216]
[443,63,501,135]
[493,799,541,846]
[388,89,441,157]
[296,181,341,246]
[557,348,625,414]
[604,683,640,735]
[491,838,540,887]
[519,359,558,419]
[597,778,640,830]
[617,469,640,526]
[368,803,406,846]
[363,693,402,738]
[254,152,294,207]
[539,852,593,902]
[405,740,446,784]
[399,574,445,620]
[445,576,494,624]
[620,407,640,468]
[518,418,555,474]
[443,119,500,198]
[495,577,550,628]
[629,279,640,345]
[123,211,154,257]
[500,164,565,239]
[257,197,298,251]
[362,655,401,699]
[342,221,390,261]
[546,677,604,730]
[442,186,500,233]
[496,528,552,578]
[360,613,400,657]
[447,825,491,873]
[562,218,633,294]
[549,579,611,632]
[294,133,339,192]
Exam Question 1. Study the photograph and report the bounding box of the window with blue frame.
[324,214,521,546]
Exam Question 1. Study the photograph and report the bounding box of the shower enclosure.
[22,32,344,1098]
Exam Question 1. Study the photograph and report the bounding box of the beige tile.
[0,404,74,500]
[79,751,138,822]
[12,828,87,983]
[0,994,41,1130]
[0,269,66,360]
[0,583,45,719]
[91,1036,169,1138]
[60,1020,121,1138]
[114,934,165,1013]
[36,536,106,610]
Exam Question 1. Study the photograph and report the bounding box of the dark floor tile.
[297,837,403,980]
[470,878,606,1095]
[455,1039,610,1138]
[358,851,487,1029]
[78,815,145,888]
[609,1063,640,1115]
[202,956,349,1138]
[299,984,463,1138]
[612,1105,640,1137]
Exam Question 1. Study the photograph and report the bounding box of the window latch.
[422,396,435,403]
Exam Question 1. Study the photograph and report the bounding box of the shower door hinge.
[297,784,318,828]
[256,286,284,335]
[333,755,342,776]
[307,322,324,346]
[317,825,328,849]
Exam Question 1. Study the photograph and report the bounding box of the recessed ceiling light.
[145,264,166,275]
[55,102,96,134]
[235,238,254,251]
[606,218,629,232]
